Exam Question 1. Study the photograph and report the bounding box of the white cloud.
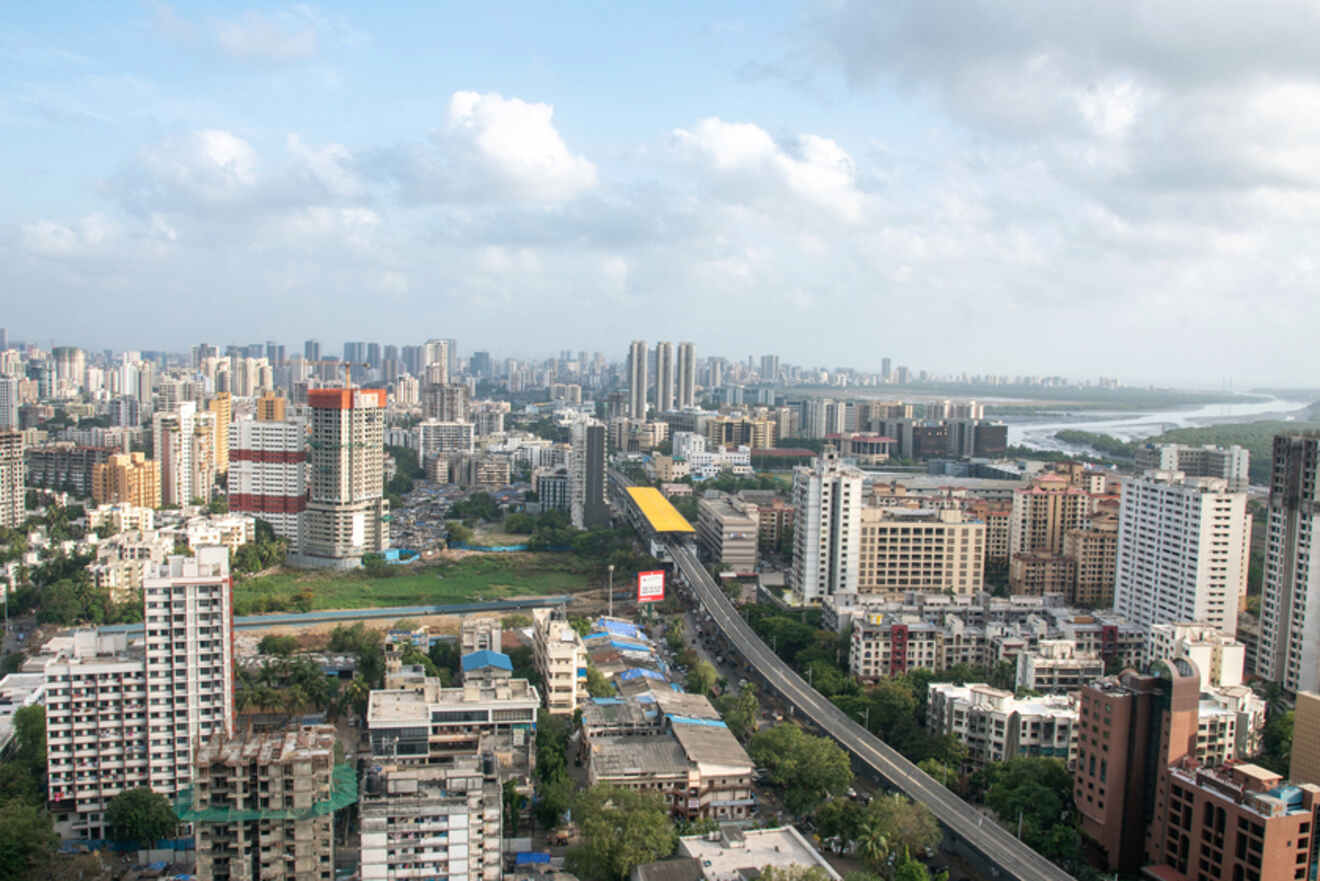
[672,118,863,221]
[213,9,320,61]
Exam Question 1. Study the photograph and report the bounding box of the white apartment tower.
[1258,435,1320,691]
[676,342,696,409]
[45,546,235,840]
[298,388,389,567]
[0,430,22,528]
[790,449,863,601]
[153,401,202,506]
[1113,471,1250,638]
[627,339,647,419]
[0,375,20,429]
[655,341,674,414]
[228,418,308,542]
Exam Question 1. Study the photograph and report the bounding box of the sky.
[3,1,1319,386]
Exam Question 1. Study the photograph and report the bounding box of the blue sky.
[4,2,1320,385]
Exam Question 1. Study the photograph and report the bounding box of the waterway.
[1005,396,1313,453]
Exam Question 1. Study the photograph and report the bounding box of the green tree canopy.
[567,785,678,881]
[106,787,178,844]
[257,634,299,656]
[715,682,760,741]
[0,799,56,879]
[685,660,718,696]
[748,723,853,815]
[585,666,615,698]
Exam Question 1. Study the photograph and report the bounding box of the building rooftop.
[461,650,513,673]
[626,486,697,534]
[678,826,841,881]
[590,735,689,778]
[196,724,336,767]
[670,720,753,773]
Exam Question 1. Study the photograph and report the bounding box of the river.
[1006,396,1313,453]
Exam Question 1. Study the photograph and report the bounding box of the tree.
[567,785,677,881]
[0,800,55,878]
[535,775,574,829]
[585,666,614,698]
[863,793,939,862]
[815,797,865,845]
[446,521,474,546]
[106,787,178,844]
[686,660,718,696]
[748,723,853,815]
[503,779,527,837]
[258,634,299,656]
[760,868,833,881]
[716,682,760,741]
[13,704,45,773]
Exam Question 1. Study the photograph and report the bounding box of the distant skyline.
[4,2,1319,386]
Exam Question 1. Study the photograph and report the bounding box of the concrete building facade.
[1258,435,1320,692]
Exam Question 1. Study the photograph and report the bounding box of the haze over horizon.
[5,2,1320,386]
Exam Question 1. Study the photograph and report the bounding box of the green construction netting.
[176,763,357,823]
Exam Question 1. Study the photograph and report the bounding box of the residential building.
[927,683,1079,769]
[0,431,21,528]
[297,388,388,567]
[627,340,647,419]
[154,401,208,506]
[360,760,502,881]
[0,376,19,429]
[856,507,985,596]
[966,499,1012,564]
[569,420,608,529]
[461,617,503,655]
[228,418,307,543]
[187,724,346,881]
[1134,442,1251,492]
[677,827,840,881]
[1008,551,1075,597]
[705,415,776,450]
[656,341,674,413]
[23,443,112,496]
[1008,474,1093,593]
[1014,640,1105,693]
[367,674,538,765]
[421,381,470,422]
[88,528,173,601]
[696,492,759,572]
[1291,691,1320,787]
[416,420,475,460]
[1113,471,1250,638]
[532,608,587,715]
[1146,762,1320,881]
[676,342,696,409]
[1062,518,1118,607]
[1258,434,1320,692]
[1148,623,1247,687]
[736,490,795,550]
[255,392,287,422]
[45,547,235,839]
[208,391,231,473]
[790,450,863,602]
[86,503,155,533]
[92,452,161,508]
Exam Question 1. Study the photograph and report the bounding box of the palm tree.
[857,818,892,873]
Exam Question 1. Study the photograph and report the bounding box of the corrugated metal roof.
[626,486,696,533]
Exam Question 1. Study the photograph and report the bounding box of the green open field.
[234,552,598,614]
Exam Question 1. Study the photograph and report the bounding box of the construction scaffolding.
[175,763,358,823]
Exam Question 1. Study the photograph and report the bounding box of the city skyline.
[5,3,1320,385]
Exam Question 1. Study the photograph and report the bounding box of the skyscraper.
[1258,435,1320,691]
[154,401,198,506]
[422,339,450,383]
[229,418,307,543]
[627,340,647,419]
[0,376,18,429]
[676,342,696,409]
[881,357,892,381]
[760,354,779,383]
[304,339,321,362]
[208,391,231,473]
[298,388,389,566]
[0,431,22,528]
[1113,471,1250,638]
[790,450,863,602]
[655,341,674,414]
[570,420,608,529]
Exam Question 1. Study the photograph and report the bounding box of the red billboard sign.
[637,570,665,603]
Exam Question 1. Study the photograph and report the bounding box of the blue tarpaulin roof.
[618,668,666,681]
[461,650,513,672]
[594,619,646,639]
[668,715,729,728]
[516,852,552,865]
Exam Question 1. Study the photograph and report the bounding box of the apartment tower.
[676,342,696,409]
[1258,434,1320,691]
[627,340,647,419]
[228,418,308,543]
[655,341,674,414]
[1113,471,1250,638]
[297,388,388,567]
[0,430,22,528]
[790,449,863,602]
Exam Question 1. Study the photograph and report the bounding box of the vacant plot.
[234,552,597,614]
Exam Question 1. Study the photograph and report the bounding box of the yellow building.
[208,392,231,472]
[256,392,288,422]
[1291,692,1320,787]
[705,415,776,450]
[91,452,162,509]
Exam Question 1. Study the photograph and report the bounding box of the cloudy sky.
[4,2,1318,386]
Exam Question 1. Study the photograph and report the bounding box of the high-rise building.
[881,357,892,381]
[469,351,492,379]
[208,391,231,473]
[533,608,587,715]
[229,418,308,543]
[92,452,161,508]
[1291,691,1320,786]
[655,341,674,414]
[0,376,18,429]
[856,507,985,596]
[1113,471,1250,638]
[1134,442,1251,492]
[421,382,469,422]
[298,388,388,567]
[627,340,647,419]
[1258,435,1320,692]
[0,431,22,528]
[255,391,288,422]
[570,420,608,529]
[760,354,779,383]
[416,420,475,460]
[51,346,85,396]
[304,339,321,362]
[422,339,450,384]
[188,724,345,881]
[676,341,696,409]
[153,401,199,506]
[790,450,863,602]
[45,547,235,839]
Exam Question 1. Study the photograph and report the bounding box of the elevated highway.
[611,469,1074,881]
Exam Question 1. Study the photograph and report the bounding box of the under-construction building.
[182,724,357,881]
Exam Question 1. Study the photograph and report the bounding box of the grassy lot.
[234,552,598,614]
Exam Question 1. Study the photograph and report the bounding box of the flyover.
[611,469,1074,881]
